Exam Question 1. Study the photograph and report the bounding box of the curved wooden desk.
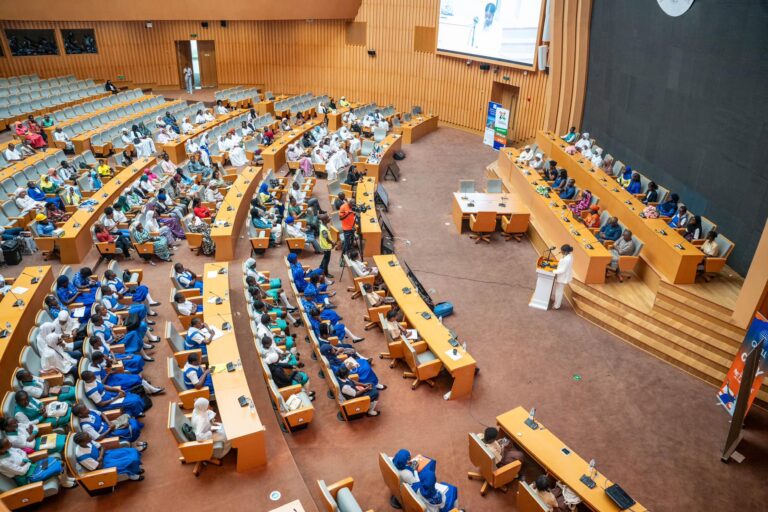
[0,266,53,394]
[161,109,245,164]
[536,131,703,284]
[58,157,155,263]
[211,166,264,261]
[364,133,402,181]
[356,176,380,257]
[400,115,439,144]
[203,262,267,472]
[373,254,476,400]
[261,118,323,172]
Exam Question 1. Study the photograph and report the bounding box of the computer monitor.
[401,259,435,309]
[403,112,412,122]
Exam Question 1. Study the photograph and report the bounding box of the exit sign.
[190,34,198,38]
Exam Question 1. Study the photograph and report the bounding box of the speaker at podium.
[529,255,557,310]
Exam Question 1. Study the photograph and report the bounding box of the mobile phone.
[237,395,249,407]
[561,447,571,455]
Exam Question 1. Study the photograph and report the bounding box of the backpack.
[181,422,196,441]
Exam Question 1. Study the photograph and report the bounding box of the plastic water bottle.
[248,399,256,415]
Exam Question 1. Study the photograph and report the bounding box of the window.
[61,29,98,54]
[5,29,59,56]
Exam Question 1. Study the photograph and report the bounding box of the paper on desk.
[72,307,86,318]
[10,287,28,295]
[211,326,226,341]
[210,363,228,373]
[207,296,221,304]
[206,271,220,279]
[445,349,463,361]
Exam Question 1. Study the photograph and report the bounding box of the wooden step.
[656,283,742,333]
[571,290,731,372]
[571,281,740,357]
[654,294,744,343]
[650,306,742,352]
[574,298,726,385]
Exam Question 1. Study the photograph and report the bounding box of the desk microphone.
[20,272,39,284]
[226,202,234,211]
[8,289,24,307]
[233,183,243,198]
[217,313,232,330]
[210,291,225,305]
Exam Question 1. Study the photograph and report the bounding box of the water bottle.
[248,398,256,415]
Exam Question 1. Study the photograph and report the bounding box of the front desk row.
[318,406,646,512]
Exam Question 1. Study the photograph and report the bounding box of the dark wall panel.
[582,0,768,274]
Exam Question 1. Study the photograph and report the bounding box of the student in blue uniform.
[80,371,146,418]
[182,353,214,394]
[88,336,145,375]
[73,432,144,481]
[88,351,164,395]
[184,317,213,356]
[72,403,146,448]
[416,468,460,512]
[174,263,204,293]
[55,275,94,321]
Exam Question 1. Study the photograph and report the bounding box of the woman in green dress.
[131,221,172,263]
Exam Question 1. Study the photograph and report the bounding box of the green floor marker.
[572,374,582,381]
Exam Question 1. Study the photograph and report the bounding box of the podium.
[529,257,557,310]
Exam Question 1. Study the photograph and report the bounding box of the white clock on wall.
[657,0,695,17]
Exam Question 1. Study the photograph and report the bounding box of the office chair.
[468,211,497,243]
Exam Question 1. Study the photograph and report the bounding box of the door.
[197,40,218,88]
[175,41,193,90]
[490,81,519,143]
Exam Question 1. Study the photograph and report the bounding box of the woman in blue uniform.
[55,275,94,321]
[73,432,144,481]
[80,371,146,418]
[72,403,145,447]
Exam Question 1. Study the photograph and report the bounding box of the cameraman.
[338,193,357,254]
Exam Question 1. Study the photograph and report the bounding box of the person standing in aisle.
[183,65,193,95]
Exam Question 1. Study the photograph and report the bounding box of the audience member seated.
[532,474,571,512]
[182,352,214,394]
[191,398,231,459]
[72,431,145,481]
[642,181,659,204]
[596,217,622,244]
[414,467,460,512]
[72,403,146,449]
[684,215,701,241]
[13,390,71,430]
[0,437,75,489]
[481,427,524,468]
[607,229,636,280]
[0,416,65,454]
[174,292,202,316]
[557,178,577,200]
[568,189,593,215]
[15,369,75,404]
[625,172,642,194]
[392,449,436,486]
[701,230,720,257]
[184,317,213,357]
[174,263,203,293]
[334,366,380,417]
[80,370,147,418]
[657,192,679,217]
[668,205,690,228]
[561,126,577,143]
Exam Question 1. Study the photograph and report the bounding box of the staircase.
[570,280,767,404]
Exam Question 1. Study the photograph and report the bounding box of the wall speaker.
[479,63,490,71]
[221,20,228,28]
[367,49,376,57]
[538,45,549,71]
[201,22,209,28]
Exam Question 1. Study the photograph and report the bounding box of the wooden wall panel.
[0,0,586,139]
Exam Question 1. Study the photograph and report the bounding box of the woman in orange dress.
[15,122,46,148]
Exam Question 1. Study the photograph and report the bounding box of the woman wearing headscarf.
[138,174,155,195]
[229,141,248,167]
[40,169,62,193]
[131,221,172,263]
[299,151,314,177]
[184,214,216,256]
[155,189,187,221]
[197,134,212,166]
[41,333,78,380]
[144,209,179,247]
[657,192,679,217]
[181,117,194,134]
[243,257,294,307]
[567,189,593,216]
[191,397,232,459]
[204,182,224,204]
[14,122,46,148]
[616,165,633,188]
[415,468,459,512]
[257,182,275,205]
[590,147,604,168]
[392,449,436,486]
[311,146,327,164]
[60,183,82,207]
[575,132,591,151]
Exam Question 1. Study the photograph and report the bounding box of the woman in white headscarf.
[228,142,248,167]
[54,310,80,339]
[338,125,352,141]
[191,397,231,459]
[181,117,194,135]
[590,147,604,168]
[575,132,591,151]
[144,210,178,247]
[204,182,224,204]
[348,136,361,155]
[36,322,58,356]
[41,333,77,378]
[311,147,327,164]
[329,134,341,153]
[517,145,534,163]
[203,109,215,123]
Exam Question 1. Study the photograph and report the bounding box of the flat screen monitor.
[437,0,543,67]
[376,183,389,209]
[402,259,435,310]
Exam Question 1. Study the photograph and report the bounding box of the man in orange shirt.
[338,193,357,254]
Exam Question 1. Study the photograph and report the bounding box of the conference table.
[355,176,381,257]
[161,109,245,164]
[496,149,612,284]
[451,192,530,234]
[400,114,439,144]
[210,165,264,261]
[58,157,154,263]
[0,266,53,395]
[373,254,476,400]
[203,262,267,472]
[364,132,402,181]
[497,407,648,511]
[44,93,147,142]
[71,99,183,155]
[261,117,323,172]
[535,131,704,284]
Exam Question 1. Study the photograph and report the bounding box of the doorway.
[175,40,218,90]
[490,81,519,143]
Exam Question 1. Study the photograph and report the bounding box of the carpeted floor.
[8,126,768,512]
